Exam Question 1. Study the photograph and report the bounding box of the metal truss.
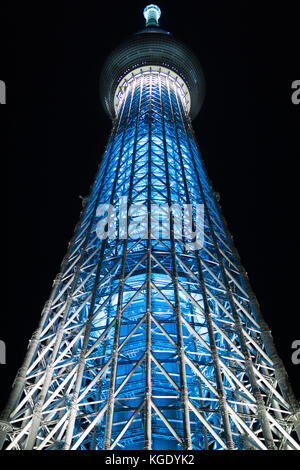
[1,71,299,451]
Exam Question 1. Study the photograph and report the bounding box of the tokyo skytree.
[0,4,299,451]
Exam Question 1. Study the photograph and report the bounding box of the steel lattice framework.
[1,5,299,451]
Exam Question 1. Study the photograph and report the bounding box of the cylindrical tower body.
[1,5,299,451]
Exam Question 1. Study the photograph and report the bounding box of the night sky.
[0,0,299,413]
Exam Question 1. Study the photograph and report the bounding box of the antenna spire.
[143,4,161,27]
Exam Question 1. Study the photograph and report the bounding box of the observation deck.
[100,5,205,120]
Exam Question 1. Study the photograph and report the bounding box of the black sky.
[0,0,299,412]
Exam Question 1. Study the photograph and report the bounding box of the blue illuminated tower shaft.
[1,5,299,451]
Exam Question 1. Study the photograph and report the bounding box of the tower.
[1,4,299,450]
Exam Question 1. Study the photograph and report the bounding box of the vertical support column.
[63,82,135,451]
[188,286,209,449]
[14,84,129,451]
[103,76,144,450]
[0,116,121,450]
[144,73,153,450]
[158,73,192,450]
[90,285,114,450]
[205,172,300,440]
[169,80,235,450]
[178,101,276,450]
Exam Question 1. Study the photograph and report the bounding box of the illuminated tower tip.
[143,4,161,27]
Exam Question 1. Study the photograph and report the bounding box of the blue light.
[3,28,298,453]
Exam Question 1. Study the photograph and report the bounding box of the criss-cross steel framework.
[1,7,299,452]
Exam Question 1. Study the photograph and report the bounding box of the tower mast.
[1,5,299,450]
